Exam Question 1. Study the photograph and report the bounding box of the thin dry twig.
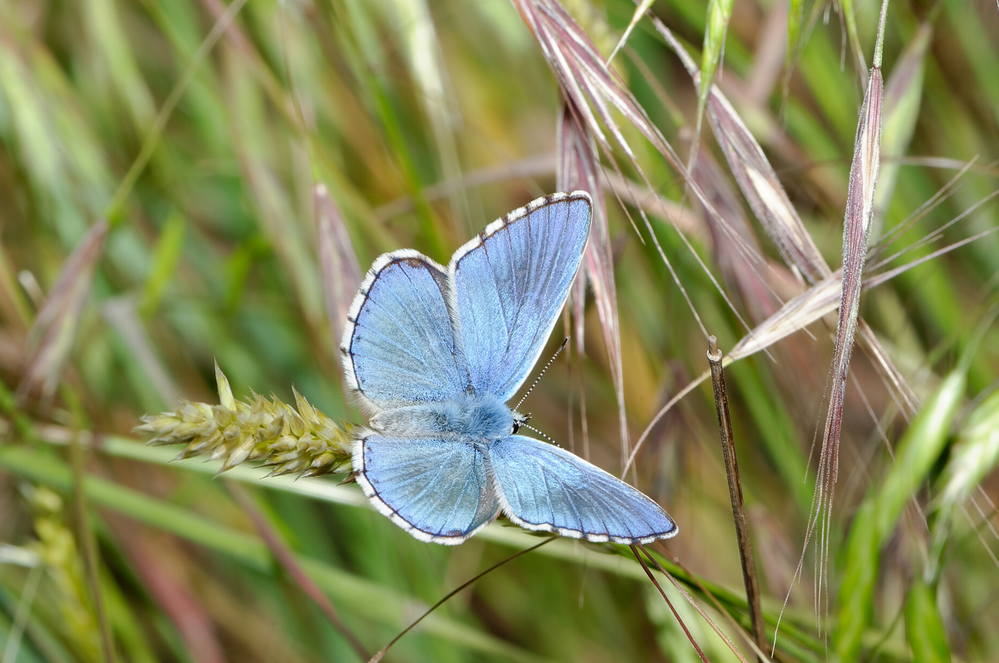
[631,545,710,663]
[641,548,751,663]
[369,537,556,662]
[707,337,767,658]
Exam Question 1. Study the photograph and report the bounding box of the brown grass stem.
[706,337,767,660]
[369,536,556,662]
[640,549,751,663]
[631,545,710,663]
[228,484,369,661]
[667,556,777,663]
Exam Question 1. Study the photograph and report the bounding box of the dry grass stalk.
[640,549,754,663]
[607,0,655,62]
[707,337,767,659]
[631,546,711,663]
[228,484,369,660]
[691,154,782,324]
[653,13,917,414]
[514,0,755,343]
[557,103,629,466]
[18,219,109,401]
[811,62,883,618]
[314,183,361,347]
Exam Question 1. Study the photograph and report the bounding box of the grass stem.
[707,336,767,660]
[228,483,369,661]
[631,545,709,663]
[67,426,116,663]
[369,536,555,662]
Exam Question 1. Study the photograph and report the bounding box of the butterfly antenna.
[514,337,569,411]
[521,423,559,446]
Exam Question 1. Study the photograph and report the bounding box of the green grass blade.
[904,579,951,663]
[0,445,549,663]
[692,0,733,159]
[139,212,186,317]
[928,387,999,580]
[834,369,966,660]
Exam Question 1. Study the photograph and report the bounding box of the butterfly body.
[369,393,519,440]
[342,192,677,545]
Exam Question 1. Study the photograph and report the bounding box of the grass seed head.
[135,368,353,478]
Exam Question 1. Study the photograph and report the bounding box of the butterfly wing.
[354,435,499,544]
[489,435,677,544]
[341,250,469,410]
[449,192,591,402]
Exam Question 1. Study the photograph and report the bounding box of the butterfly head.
[511,410,530,434]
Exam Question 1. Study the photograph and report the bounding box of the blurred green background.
[0,1,997,661]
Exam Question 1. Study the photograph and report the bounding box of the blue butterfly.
[341,191,677,545]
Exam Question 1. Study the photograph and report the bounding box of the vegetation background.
[0,0,996,661]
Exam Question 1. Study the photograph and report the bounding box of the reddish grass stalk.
[228,483,370,661]
[369,537,555,662]
[653,15,916,419]
[707,337,767,660]
[640,548,751,663]
[557,102,630,468]
[811,63,884,615]
[314,183,361,346]
[630,545,710,663]
[18,219,109,401]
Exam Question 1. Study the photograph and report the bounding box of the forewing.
[449,192,591,401]
[341,250,469,409]
[354,435,499,544]
[489,435,677,544]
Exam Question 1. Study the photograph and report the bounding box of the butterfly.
[341,191,677,545]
